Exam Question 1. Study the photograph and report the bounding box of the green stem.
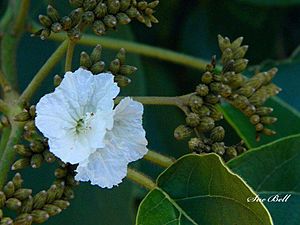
[144,150,175,168]
[0,99,10,115]
[12,0,31,36]
[115,96,181,106]
[47,33,209,71]
[65,40,76,72]
[127,168,156,190]
[0,122,24,189]
[0,127,11,162]
[0,69,11,92]
[19,40,68,102]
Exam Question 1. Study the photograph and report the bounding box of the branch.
[65,40,76,72]
[19,40,68,102]
[127,168,157,190]
[0,69,11,92]
[144,150,175,168]
[0,99,10,115]
[12,0,31,36]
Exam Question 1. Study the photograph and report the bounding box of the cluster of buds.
[13,106,56,171]
[0,171,74,224]
[174,35,281,159]
[80,45,137,87]
[218,35,281,140]
[35,0,159,40]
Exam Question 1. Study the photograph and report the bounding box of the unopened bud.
[0,217,13,225]
[39,15,52,27]
[20,196,33,213]
[13,189,32,201]
[80,52,92,68]
[92,20,106,36]
[255,123,264,132]
[188,138,204,152]
[31,210,49,224]
[53,200,70,210]
[6,198,22,211]
[91,61,105,74]
[43,150,56,163]
[33,191,48,209]
[117,12,131,24]
[83,0,98,11]
[218,35,231,52]
[256,107,273,116]
[47,5,60,22]
[233,45,248,59]
[12,173,23,189]
[3,182,15,198]
[69,0,84,7]
[119,65,137,76]
[31,154,44,168]
[60,16,72,30]
[82,11,95,25]
[226,147,237,159]
[54,75,62,87]
[103,15,117,28]
[43,204,62,216]
[14,111,31,122]
[205,94,220,104]
[185,113,200,127]
[13,214,33,225]
[198,117,215,132]
[69,8,84,26]
[0,192,6,208]
[126,7,139,18]
[108,0,121,14]
[51,22,62,33]
[261,116,277,125]
[90,45,102,63]
[114,75,131,87]
[11,158,30,170]
[212,142,225,155]
[64,187,75,200]
[14,145,32,157]
[174,125,193,140]
[30,140,44,153]
[109,59,121,74]
[263,127,276,136]
[188,95,203,108]
[67,27,82,41]
[196,84,209,96]
[230,36,244,50]
[210,126,225,142]
[250,114,260,125]
[233,59,248,73]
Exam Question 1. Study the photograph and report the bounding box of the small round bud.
[13,189,32,201]
[13,213,33,225]
[109,59,121,74]
[226,147,238,159]
[94,3,108,18]
[31,154,44,168]
[91,61,105,74]
[198,117,215,132]
[43,150,56,163]
[212,142,225,155]
[255,123,264,132]
[201,71,213,84]
[11,159,30,171]
[174,125,193,140]
[90,44,102,63]
[210,126,225,142]
[82,11,95,25]
[114,75,131,87]
[33,191,48,209]
[43,204,62,216]
[119,65,138,76]
[67,27,82,41]
[51,22,62,33]
[14,144,32,157]
[262,128,276,136]
[205,94,220,104]
[103,15,117,28]
[196,84,209,96]
[53,200,70,210]
[6,198,22,211]
[233,59,248,73]
[69,0,84,7]
[47,5,60,22]
[12,173,23,189]
[31,210,49,224]
[108,0,121,14]
[92,20,106,36]
[117,12,131,25]
[260,116,277,125]
[83,0,97,11]
[250,114,260,125]
[188,138,204,152]
[185,113,201,127]
[39,15,52,27]
[54,75,62,87]
[55,168,67,179]
[80,51,92,68]
[20,196,33,213]
[188,95,203,108]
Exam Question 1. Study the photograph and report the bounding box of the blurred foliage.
[1,0,300,224]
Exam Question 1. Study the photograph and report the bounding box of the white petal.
[75,142,128,188]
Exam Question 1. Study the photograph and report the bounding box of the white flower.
[36,68,148,188]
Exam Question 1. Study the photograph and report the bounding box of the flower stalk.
[144,150,175,168]
[65,40,76,72]
[127,168,156,190]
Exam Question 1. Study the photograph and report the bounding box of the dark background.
[1,0,300,224]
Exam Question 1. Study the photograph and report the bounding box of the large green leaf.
[228,134,300,192]
[136,154,273,225]
[260,192,300,225]
[234,0,300,6]
[220,97,300,148]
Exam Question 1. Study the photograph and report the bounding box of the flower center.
[75,112,95,134]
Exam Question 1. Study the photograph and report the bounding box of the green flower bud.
[114,75,131,87]
[136,12,146,23]
[188,138,204,152]
[69,0,84,7]
[0,209,2,220]
[237,86,255,97]
[66,175,79,187]
[92,20,106,36]
[185,113,200,127]
[38,28,51,40]
[14,145,32,157]
[69,8,84,26]
[256,107,273,116]
[224,72,244,89]
[11,158,30,170]
[43,150,56,163]
[52,182,65,200]
[53,200,70,210]
[174,125,193,140]
[109,59,121,74]
[13,189,32,201]
[33,191,48,209]
[19,196,33,213]
[51,22,62,33]
[83,0,97,11]
[261,116,277,125]
[29,105,36,118]
[212,142,225,155]
[205,94,220,104]
[236,146,247,154]
[221,48,233,65]
[67,27,82,41]
[30,140,45,153]
[255,123,264,132]
[47,5,60,22]
[148,14,159,24]
[195,84,209,96]
[243,104,256,117]
[116,12,131,24]
[143,16,152,27]
[54,75,62,87]
[55,168,67,179]
[31,154,44,168]
[5,198,22,211]
[13,214,33,225]
[232,95,249,110]
[116,48,126,64]
[12,173,23,190]
[94,3,107,18]
[208,105,223,121]
[14,111,31,122]
[39,15,52,28]
[31,210,49,224]
[188,95,203,108]
[0,192,6,208]
[250,114,260,125]
[108,0,121,14]
[126,7,139,18]
[80,51,92,68]
[232,45,248,60]
[64,187,75,200]
[43,204,62,216]
[3,181,15,198]
[230,36,244,50]
[120,0,131,11]
[148,0,159,8]
[91,61,105,74]
[210,126,225,142]
[46,185,58,203]
[82,11,95,25]
[90,45,102,63]
[103,15,117,28]
[226,147,237,159]
[233,59,248,73]
[145,8,154,16]
[198,117,215,132]
[0,217,13,225]
[263,68,278,84]
[218,35,231,52]
[60,16,72,31]
[119,65,137,76]
[137,1,148,10]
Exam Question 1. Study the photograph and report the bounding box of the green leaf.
[228,134,300,192]
[259,192,300,225]
[220,97,300,148]
[234,0,300,6]
[136,154,273,225]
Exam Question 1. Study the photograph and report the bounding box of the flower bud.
[117,13,131,24]
[33,191,47,209]
[174,125,193,140]
[13,189,32,201]
[120,0,131,11]
[221,48,233,65]
[237,86,255,97]
[210,126,225,142]
[230,36,244,50]
[262,128,276,136]
[29,105,36,118]
[94,3,108,18]
[54,75,62,87]
[0,209,2,220]
[256,107,273,116]
[148,14,159,24]
[119,65,137,76]
[51,22,62,33]
[67,27,82,41]
[55,168,67,179]
[3,181,15,198]
[43,204,62,216]
[233,59,248,73]
[60,16,72,31]
[83,0,97,11]
[47,5,60,22]
[31,210,49,224]
[53,200,70,210]
[261,116,277,125]
[109,59,121,74]
[126,7,139,18]
[208,105,223,121]
[6,198,22,211]
[82,11,95,25]
[64,187,75,200]
[12,173,23,189]
[91,61,105,74]
[232,95,249,110]
[114,75,131,87]
[195,84,209,96]
[11,158,30,170]
[250,114,260,125]
[19,196,33,213]
[243,104,256,117]
[69,0,84,7]
[30,140,44,153]
[188,138,204,152]
[263,68,278,84]
[69,8,84,26]
[185,113,200,127]
[39,15,52,27]
[31,154,44,168]
[198,117,215,132]
[80,51,92,68]
[226,147,237,159]
[13,214,33,225]
[212,142,225,155]
[233,45,248,60]
[205,94,220,104]
[218,35,231,52]
[108,0,121,14]
[14,111,31,122]
[90,44,102,63]
[116,48,126,64]
[46,185,58,203]
[104,15,117,28]
[92,20,106,36]
[43,150,56,163]
[0,192,6,208]
[255,123,264,132]
[0,217,13,225]
[188,95,203,108]
[14,145,32,157]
